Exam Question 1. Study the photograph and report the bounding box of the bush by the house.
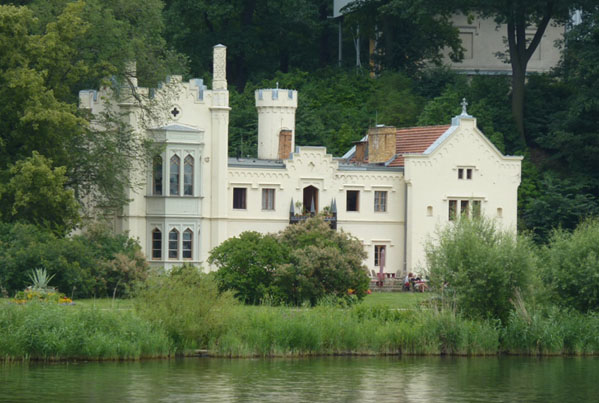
[540,218,599,312]
[426,218,536,323]
[0,222,148,298]
[134,264,237,350]
[209,231,288,304]
[210,216,370,306]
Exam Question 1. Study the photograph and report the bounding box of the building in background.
[332,0,564,74]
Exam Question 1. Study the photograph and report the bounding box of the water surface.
[2,356,598,402]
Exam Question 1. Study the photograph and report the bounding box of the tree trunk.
[318,2,331,67]
[506,1,554,147]
[511,68,526,147]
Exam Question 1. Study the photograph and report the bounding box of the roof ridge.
[396,124,451,131]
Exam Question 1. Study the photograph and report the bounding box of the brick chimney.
[353,140,368,163]
[368,125,396,163]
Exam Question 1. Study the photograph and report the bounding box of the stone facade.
[80,45,522,275]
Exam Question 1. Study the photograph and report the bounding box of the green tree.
[541,219,599,312]
[464,0,592,146]
[426,218,536,323]
[276,216,370,306]
[521,173,599,243]
[0,3,185,216]
[229,68,424,158]
[163,0,334,89]
[343,0,464,74]
[0,152,79,236]
[0,221,149,298]
[417,75,513,153]
[209,216,370,306]
[209,231,289,304]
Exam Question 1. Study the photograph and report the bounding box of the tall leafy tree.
[0,152,80,236]
[163,0,335,89]
[464,1,590,147]
[343,0,464,74]
[0,2,186,219]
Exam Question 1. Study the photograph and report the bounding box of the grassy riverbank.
[2,293,599,361]
[0,301,171,361]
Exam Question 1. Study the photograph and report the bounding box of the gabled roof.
[343,125,451,167]
[387,125,451,167]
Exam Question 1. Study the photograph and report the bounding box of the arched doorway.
[303,186,318,214]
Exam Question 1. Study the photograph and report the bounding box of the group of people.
[403,272,427,292]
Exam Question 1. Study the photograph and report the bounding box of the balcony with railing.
[289,198,337,230]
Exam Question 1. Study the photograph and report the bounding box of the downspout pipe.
[403,180,409,276]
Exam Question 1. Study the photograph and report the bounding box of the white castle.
[79,45,522,275]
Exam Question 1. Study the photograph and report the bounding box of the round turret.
[255,88,298,160]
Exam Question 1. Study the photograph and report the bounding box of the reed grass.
[3,294,599,361]
[0,301,172,361]
[209,304,501,357]
[501,306,599,355]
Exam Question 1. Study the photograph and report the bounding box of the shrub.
[209,231,288,304]
[209,216,370,306]
[540,218,599,312]
[0,222,149,298]
[134,264,238,351]
[426,218,536,323]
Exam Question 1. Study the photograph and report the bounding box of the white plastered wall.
[227,146,406,274]
[404,116,522,272]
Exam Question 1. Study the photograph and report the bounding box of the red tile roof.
[346,124,450,167]
[387,125,450,167]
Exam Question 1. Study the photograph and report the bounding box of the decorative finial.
[461,98,468,116]
[276,82,279,89]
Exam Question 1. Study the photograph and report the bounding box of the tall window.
[262,188,275,210]
[184,155,193,196]
[152,229,162,260]
[449,200,457,221]
[449,198,481,221]
[183,229,193,259]
[346,190,360,212]
[374,191,387,212]
[168,229,179,259]
[374,245,386,267]
[170,155,180,196]
[233,188,247,209]
[472,200,481,218]
[153,156,162,195]
[460,200,469,216]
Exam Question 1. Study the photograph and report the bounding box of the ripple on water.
[2,356,599,402]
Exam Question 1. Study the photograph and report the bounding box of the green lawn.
[73,298,135,310]
[361,292,432,309]
[2,293,430,311]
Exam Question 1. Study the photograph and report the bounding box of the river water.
[1,356,598,402]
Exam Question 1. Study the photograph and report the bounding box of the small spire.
[310,197,315,214]
[290,199,295,215]
[460,98,469,116]
[276,81,279,89]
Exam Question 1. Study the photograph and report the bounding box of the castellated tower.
[255,88,298,160]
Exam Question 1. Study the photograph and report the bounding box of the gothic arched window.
[153,156,162,195]
[152,228,162,260]
[182,229,193,259]
[170,155,180,196]
[168,228,179,259]
[184,155,194,196]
